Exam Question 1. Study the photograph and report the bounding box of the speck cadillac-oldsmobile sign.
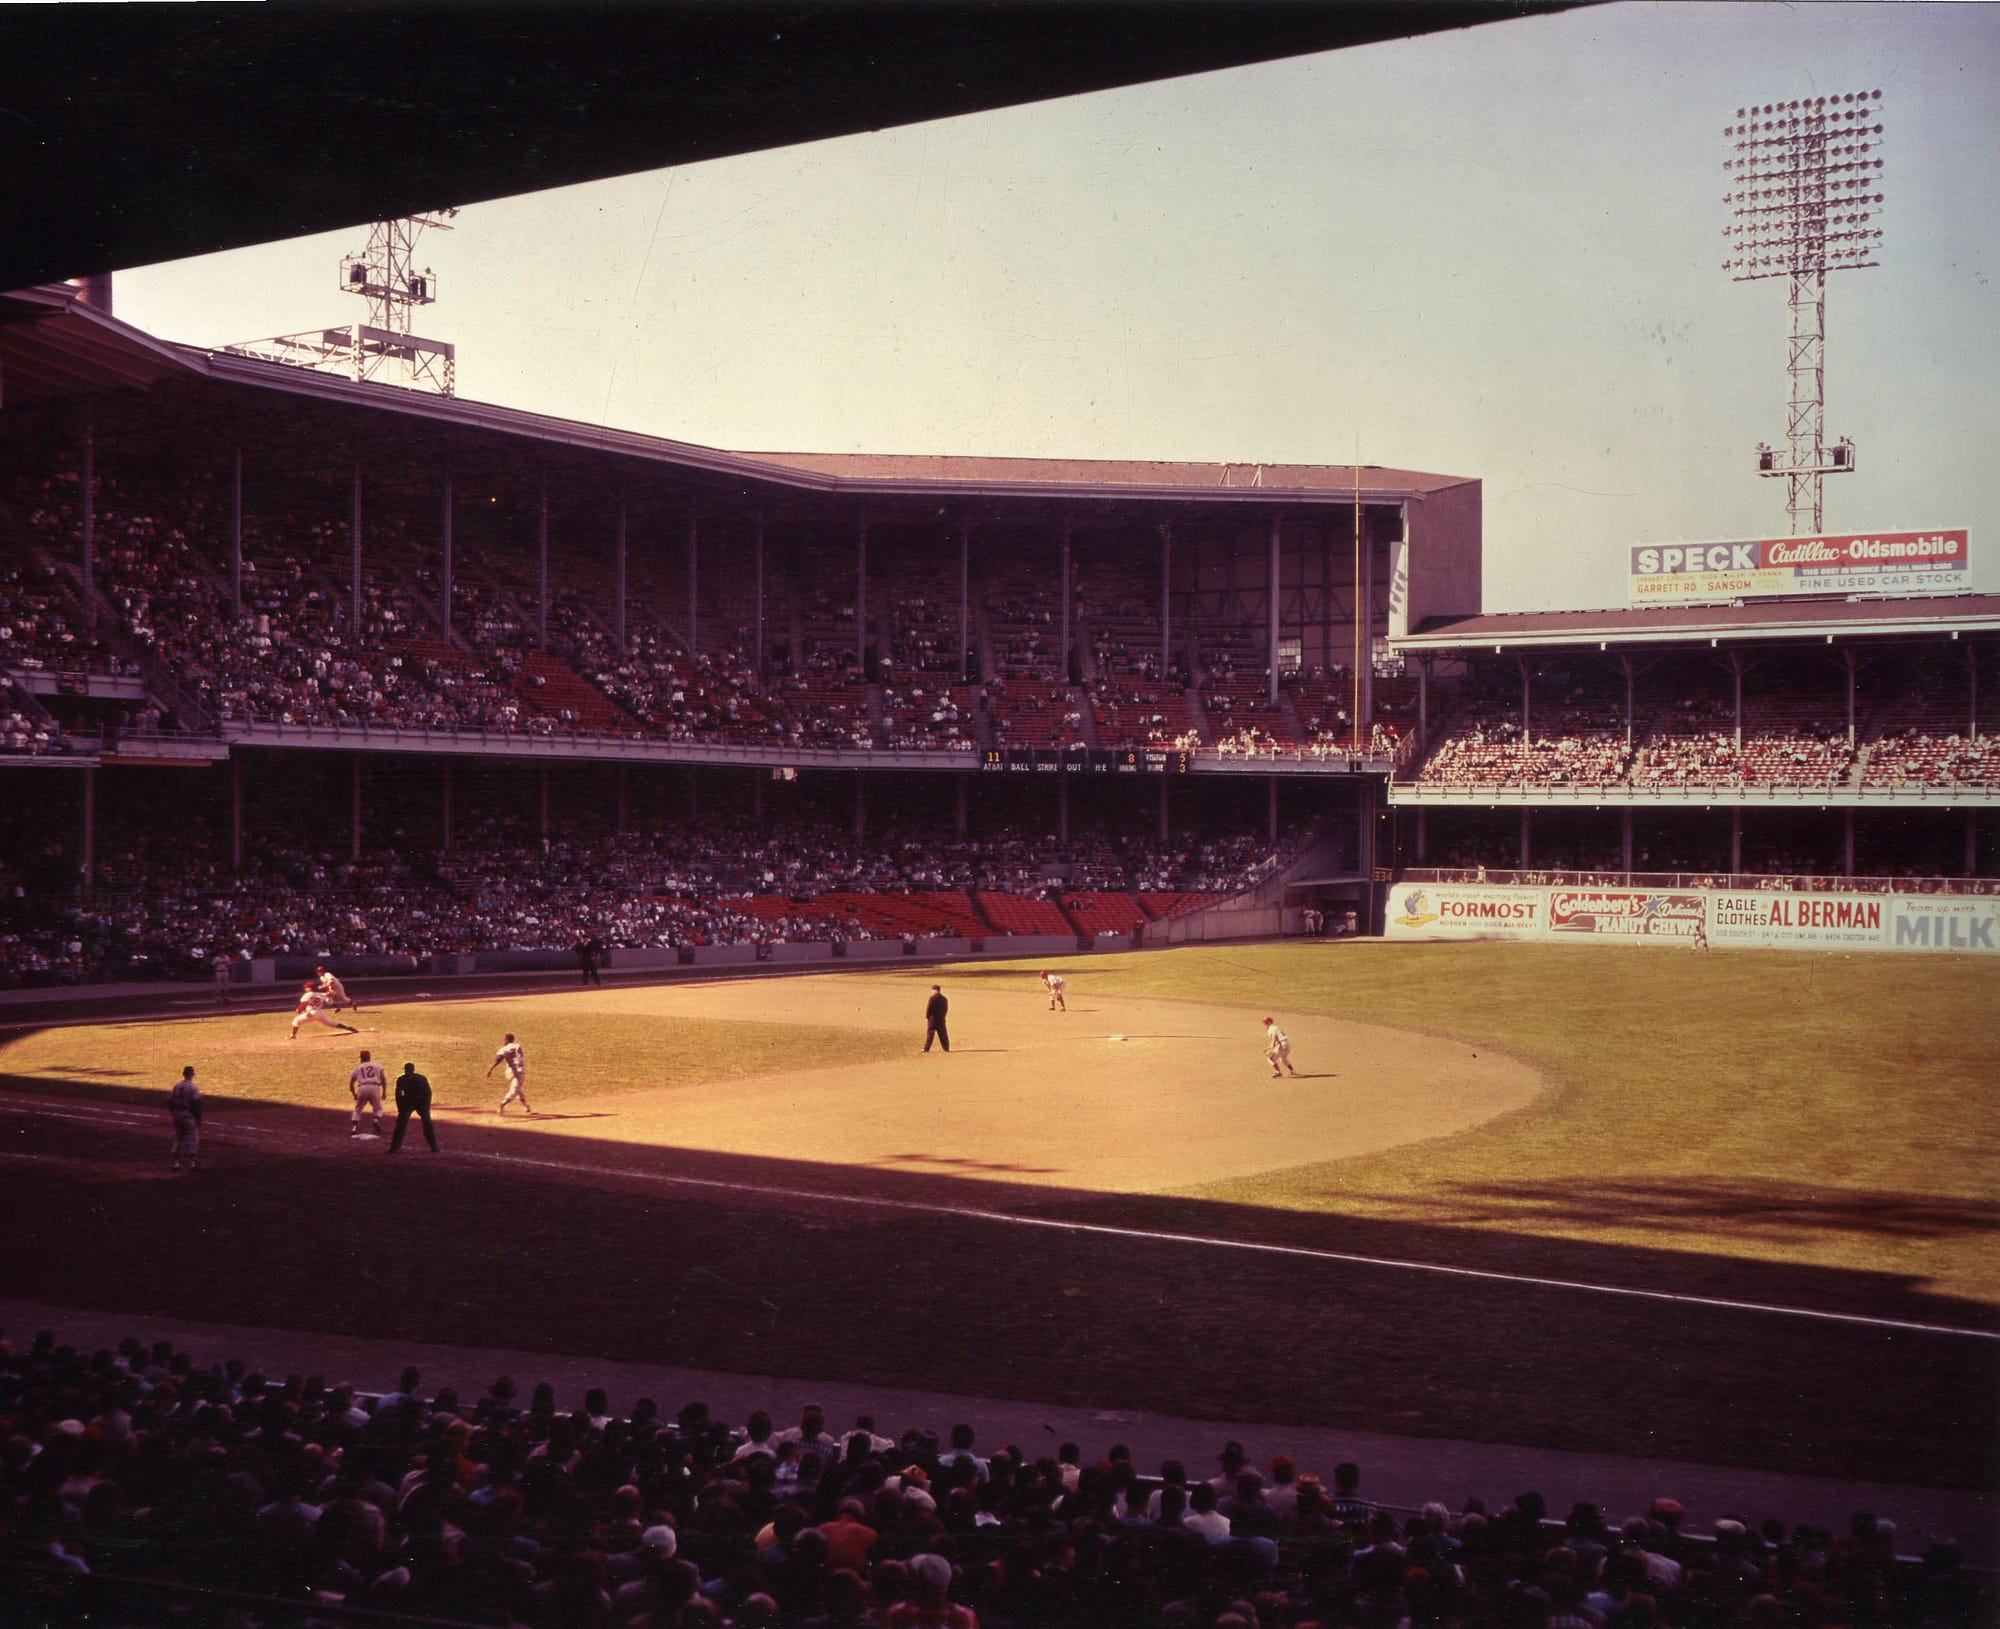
[1629,529,1967,602]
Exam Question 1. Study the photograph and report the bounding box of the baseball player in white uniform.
[317,965,361,1012]
[1263,1017,1298,1079]
[487,1033,532,1114]
[290,982,357,1040]
[349,1049,388,1135]
[1041,970,1067,1011]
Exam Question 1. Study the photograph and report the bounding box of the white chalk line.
[5,1096,1997,1344]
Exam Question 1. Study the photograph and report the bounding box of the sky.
[110,2,2000,614]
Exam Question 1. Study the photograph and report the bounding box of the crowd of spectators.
[1860,729,2000,790]
[3,1329,1977,1629]
[7,468,1440,758]
[0,684,63,756]
[0,815,1304,989]
[0,563,124,676]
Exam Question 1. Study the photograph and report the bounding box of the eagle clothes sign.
[1628,529,1968,603]
[1706,891,1887,949]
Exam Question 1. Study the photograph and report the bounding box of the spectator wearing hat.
[1208,1440,1248,1498]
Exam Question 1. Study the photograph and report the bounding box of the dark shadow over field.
[2,1074,1996,1494]
[1372,1179,2000,1242]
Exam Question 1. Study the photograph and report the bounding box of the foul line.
[10,1099,1998,1344]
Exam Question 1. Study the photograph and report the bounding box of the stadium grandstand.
[1387,595,2000,882]
[2,284,1996,983]
[0,282,1477,987]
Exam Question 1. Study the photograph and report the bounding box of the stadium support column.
[1357,778,1375,897]
[1361,512,1374,729]
[1417,656,1431,753]
[1267,514,1282,703]
[230,755,243,873]
[1519,658,1532,742]
[1267,775,1278,843]
[1415,806,1427,864]
[1159,523,1172,679]
[955,775,967,837]
[541,763,550,840]
[1844,648,1858,747]
[1843,808,1855,878]
[616,765,628,834]
[537,483,549,649]
[1519,806,1531,869]
[351,757,362,863]
[1621,653,1635,750]
[614,499,628,652]
[1966,810,1978,876]
[1622,807,1634,874]
[856,518,869,678]
[751,769,762,823]
[958,519,971,680]
[1158,775,1169,841]
[687,511,699,654]
[854,772,866,840]
[1060,518,1072,680]
[439,467,454,637]
[960,520,976,680]
[350,462,364,634]
[754,515,767,680]
[230,446,243,618]
[1967,644,1979,740]
[81,769,95,892]
[1729,808,1742,874]
[1731,652,1745,749]
[1059,775,1069,842]
[80,406,96,626]
[441,759,454,854]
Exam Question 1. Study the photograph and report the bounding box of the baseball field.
[1,939,1995,1490]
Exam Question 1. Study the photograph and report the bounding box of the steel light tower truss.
[1723,91,1884,534]
[225,210,458,396]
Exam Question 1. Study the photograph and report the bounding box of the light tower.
[1723,91,1884,534]
[225,209,458,395]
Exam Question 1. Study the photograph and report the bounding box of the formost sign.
[1628,529,1968,603]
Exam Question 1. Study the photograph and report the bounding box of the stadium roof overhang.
[0,288,201,405]
[1393,597,2000,653]
[4,290,1468,519]
[2,2,1583,292]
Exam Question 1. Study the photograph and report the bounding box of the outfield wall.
[1383,881,2000,953]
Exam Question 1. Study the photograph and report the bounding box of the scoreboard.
[981,747,1191,774]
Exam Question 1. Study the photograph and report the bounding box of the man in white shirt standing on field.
[349,1049,387,1137]
[487,1033,532,1115]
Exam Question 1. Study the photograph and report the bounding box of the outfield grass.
[963,942,2000,1303]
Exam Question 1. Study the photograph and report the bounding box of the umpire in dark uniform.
[923,984,950,1053]
[389,1061,439,1152]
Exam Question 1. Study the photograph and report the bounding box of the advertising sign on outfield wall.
[1889,897,2000,953]
[1705,892,1887,949]
[1627,529,1968,603]
[1547,889,1704,939]
[1386,885,1545,939]
[1385,881,2000,953]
